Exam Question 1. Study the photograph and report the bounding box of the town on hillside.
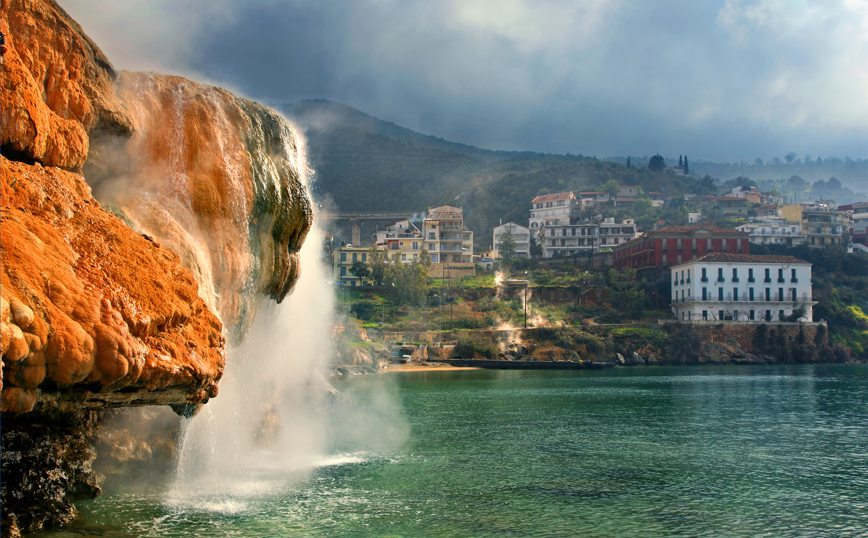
[325,167,867,329]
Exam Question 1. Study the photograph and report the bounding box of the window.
[778,268,785,283]
[702,310,708,320]
[362,253,367,262]
[702,288,707,301]
[748,268,755,282]
[749,288,754,301]
[718,268,725,282]
[749,310,755,320]
[733,288,739,301]
[401,254,407,261]
[732,268,739,282]
[791,288,797,301]
[719,310,725,321]
[765,268,771,282]
[701,268,708,282]
[687,269,691,283]
[766,310,772,321]
[428,232,436,239]
[557,200,565,206]
[778,288,784,301]
[341,252,347,262]
[779,309,785,320]
[718,288,724,301]
[340,267,346,276]
[791,268,798,282]
[765,288,771,301]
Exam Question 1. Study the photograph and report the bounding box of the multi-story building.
[713,196,749,218]
[783,203,847,247]
[333,245,377,287]
[612,224,749,272]
[541,220,599,258]
[597,218,638,249]
[493,222,531,258]
[423,205,473,264]
[838,202,868,247]
[372,219,425,263]
[735,220,804,247]
[618,185,639,198]
[529,192,577,230]
[670,253,814,323]
[578,191,610,209]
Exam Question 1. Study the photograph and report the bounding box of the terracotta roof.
[532,192,574,203]
[684,253,810,265]
[614,197,637,202]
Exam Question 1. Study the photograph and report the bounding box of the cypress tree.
[678,155,683,167]
[683,155,689,174]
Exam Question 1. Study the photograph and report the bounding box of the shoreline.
[383,362,481,373]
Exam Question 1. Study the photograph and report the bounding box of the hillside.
[279,100,862,249]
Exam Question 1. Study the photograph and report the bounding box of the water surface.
[47,364,868,537]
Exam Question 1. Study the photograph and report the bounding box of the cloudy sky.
[64,0,868,163]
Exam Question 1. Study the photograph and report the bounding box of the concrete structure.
[493,222,531,259]
[713,196,749,218]
[612,224,749,272]
[838,202,868,247]
[617,185,639,198]
[541,220,598,258]
[423,206,473,264]
[578,192,610,209]
[783,203,847,247]
[530,192,577,230]
[670,253,814,323]
[736,220,804,247]
[333,245,377,287]
[372,219,425,263]
[597,218,638,249]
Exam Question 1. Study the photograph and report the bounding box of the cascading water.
[166,223,336,512]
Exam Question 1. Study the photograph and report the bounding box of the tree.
[678,155,683,167]
[498,228,517,259]
[785,151,797,164]
[648,154,666,172]
[683,155,689,175]
[349,260,370,281]
[369,247,387,285]
[626,156,632,168]
[632,198,653,216]
[602,179,620,198]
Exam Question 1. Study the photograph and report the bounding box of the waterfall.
[165,223,335,510]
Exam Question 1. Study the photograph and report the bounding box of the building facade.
[782,203,848,247]
[333,245,377,287]
[735,220,804,247]
[597,218,638,249]
[839,202,868,247]
[670,253,814,323]
[423,206,473,264]
[493,222,531,259]
[541,221,599,258]
[612,225,750,272]
[372,219,424,263]
[529,192,577,230]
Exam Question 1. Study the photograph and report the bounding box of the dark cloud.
[63,0,868,162]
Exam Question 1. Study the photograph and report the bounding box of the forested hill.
[269,100,749,248]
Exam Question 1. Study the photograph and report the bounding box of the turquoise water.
[48,365,868,537]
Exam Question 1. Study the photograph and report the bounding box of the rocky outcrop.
[1,0,314,534]
[0,0,133,170]
[1,158,225,413]
[85,72,312,340]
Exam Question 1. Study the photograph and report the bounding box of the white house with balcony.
[423,206,473,264]
[529,192,576,230]
[736,220,805,247]
[598,218,639,249]
[541,220,598,258]
[670,253,814,323]
[493,222,531,259]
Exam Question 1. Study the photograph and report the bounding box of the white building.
[530,192,576,230]
[493,222,531,259]
[671,253,814,323]
[579,191,610,209]
[736,220,805,247]
[618,185,640,198]
[541,221,598,258]
[423,206,473,264]
[598,218,639,249]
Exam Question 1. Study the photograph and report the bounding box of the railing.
[701,277,709,283]
[679,295,813,304]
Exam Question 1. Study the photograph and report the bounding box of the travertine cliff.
[0,0,313,534]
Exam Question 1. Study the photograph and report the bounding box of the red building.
[612,224,750,273]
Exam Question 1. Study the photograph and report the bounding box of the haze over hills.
[278,99,866,248]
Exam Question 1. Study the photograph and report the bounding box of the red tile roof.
[686,253,809,265]
[532,192,574,203]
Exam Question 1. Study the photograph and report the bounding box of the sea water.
[47,364,868,537]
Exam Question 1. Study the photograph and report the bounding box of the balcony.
[791,278,798,283]
[778,278,786,283]
[716,278,725,283]
[748,278,755,283]
[732,277,740,283]
[701,277,709,283]
[764,278,772,283]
